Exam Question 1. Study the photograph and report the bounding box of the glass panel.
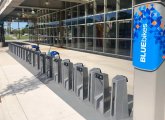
[72,7,77,18]
[66,19,72,25]
[80,25,85,37]
[79,38,85,49]
[67,26,72,38]
[66,9,71,19]
[118,20,131,38]
[87,24,93,37]
[72,18,77,25]
[95,39,103,52]
[96,0,104,14]
[106,12,116,21]
[61,11,65,20]
[63,38,66,46]
[120,0,132,9]
[104,39,116,54]
[87,38,93,50]
[87,2,94,15]
[118,9,132,20]
[86,16,94,23]
[107,0,116,12]
[78,17,85,24]
[67,38,72,47]
[135,0,156,5]
[95,23,104,38]
[95,14,104,23]
[79,5,85,17]
[72,38,78,48]
[105,22,116,38]
[117,39,131,56]
[72,26,78,37]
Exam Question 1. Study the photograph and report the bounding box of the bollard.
[45,55,53,78]
[110,75,129,120]
[53,58,62,83]
[31,50,36,67]
[88,68,102,103]
[40,53,46,74]
[94,72,110,114]
[61,59,73,90]
[74,63,88,100]
[34,52,40,70]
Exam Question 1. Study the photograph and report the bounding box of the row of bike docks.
[9,43,133,120]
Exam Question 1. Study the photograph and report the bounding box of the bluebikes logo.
[133,3,165,71]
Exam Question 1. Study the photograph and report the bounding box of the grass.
[17,35,29,40]
[5,35,14,40]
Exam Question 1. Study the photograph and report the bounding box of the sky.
[4,22,28,30]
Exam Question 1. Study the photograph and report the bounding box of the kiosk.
[133,2,165,120]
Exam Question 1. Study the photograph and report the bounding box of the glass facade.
[33,0,136,59]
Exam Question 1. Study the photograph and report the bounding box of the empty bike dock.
[8,43,133,120]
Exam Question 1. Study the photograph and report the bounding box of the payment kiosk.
[133,1,165,120]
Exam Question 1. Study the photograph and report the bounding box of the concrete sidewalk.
[0,47,85,120]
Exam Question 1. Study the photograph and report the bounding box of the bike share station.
[133,1,165,120]
[7,1,165,120]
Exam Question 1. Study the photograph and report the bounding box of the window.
[79,25,85,37]
[104,39,116,54]
[72,7,77,18]
[79,38,85,49]
[118,20,131,38]
[120,0,132,9]
[96,0,104,14]
[72,26,78,37]
[86,16,94,24]
[105,22,116,38]
[95,14,104,23]
[87,24,93,37]
[107,0,116,12]
[87,2,94,15]
[95,23,104,38]
[87,38,93,50]
[79,5,85,17]
[95,39,103,52]
[106,12,116,21]
[117,39,131,56]
[72,38,78,48]
[118,9,132,20]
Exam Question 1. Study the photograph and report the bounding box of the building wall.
[29,0,164,59]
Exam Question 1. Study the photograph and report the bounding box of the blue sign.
[133,3,165,71]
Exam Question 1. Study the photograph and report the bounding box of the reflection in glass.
[105,22,116,38]
[118,9,132,20]
[72,26,78,37]
[63,38,66,46]
[106,12,116,21]
[72,7,77,18]
[87,24,93,37]
[120,0,132,9]
[67,38,72,47]
[95,14,104,22]
[118,21,131,38]
[86,16,94,24]
[79,5,85,17]
[61,11,65,20]
[107,0,116,12]
[66,19,72,25]
[67,26,72,38]
[95,39,103,52]
[87,38,93,50]
[72,38,78,48]
[117,39,131,56]
[96,0,104,14]
[80,25,85,37]
[104,39,116,54]
[96,23,104,38]
[79,38,85,49]
[72,18,77,25]
[87,2,94,15]
[78,17,85,24]
[66,9,71,19]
